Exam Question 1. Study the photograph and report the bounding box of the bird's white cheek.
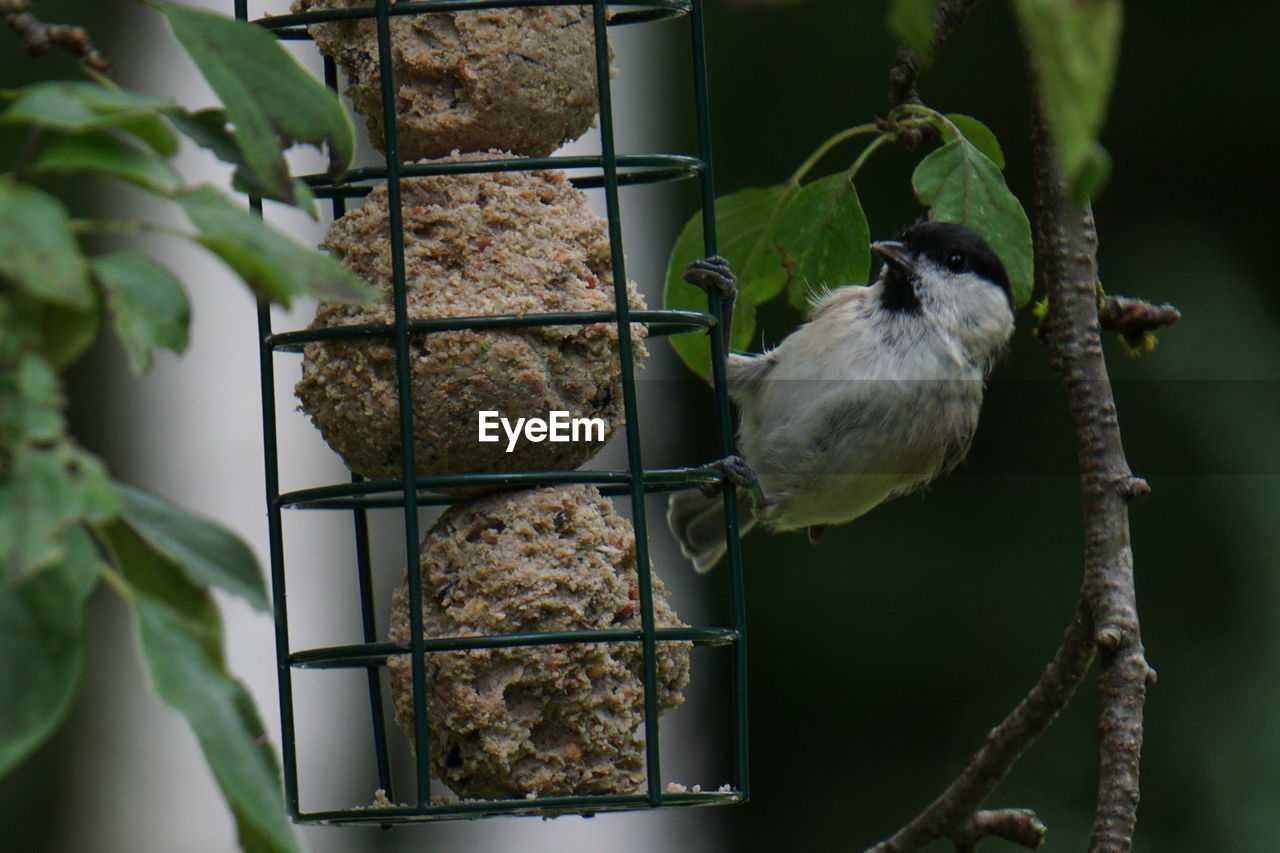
[951,283,1014,357]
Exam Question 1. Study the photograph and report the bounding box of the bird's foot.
[683,255,737,299]
[697,455,764,510]
[683,255,737,350]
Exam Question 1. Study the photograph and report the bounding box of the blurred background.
[3,0,1279,851]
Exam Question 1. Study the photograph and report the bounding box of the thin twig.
[953,808,1048,852]
[887,0,985,150]
[860,599,1095,853]
[2,0,109,71]
[1029,89,1153,853]
[1098,295,1181,350]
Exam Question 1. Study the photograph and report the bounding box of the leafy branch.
[1,5,372,852]
[853,0,1158,851]
[664,105,1032,379]
[1029,106,1153,853]
[666,0,1171,849]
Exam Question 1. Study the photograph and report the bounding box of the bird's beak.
[871,240,913,271]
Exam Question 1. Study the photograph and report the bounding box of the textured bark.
[887,0,985,149]
[1098,295,1181,350]
[887,0,986,107]
[2,0,108,70]
[1029,95,1153,853]
[863,21,1154,853]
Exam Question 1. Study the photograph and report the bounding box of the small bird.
[668,221,1015,572]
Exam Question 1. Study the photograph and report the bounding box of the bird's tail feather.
[666,487,756,573]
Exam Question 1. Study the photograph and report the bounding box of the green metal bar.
[299,152,700,186]
[238,0,305,820]
[311,164,697,197]
[370,0,432,809]
[688,0,750,803]
[291,627,737,669]
[239,0,305,821]
[588,0,663,808]
[259,0,688,32]
[321,53,397,816]
[296,790,743,824]
[266,308,715,351]
[277,466,725,509]
[349,472,396,806]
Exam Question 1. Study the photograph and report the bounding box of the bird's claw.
[683,255,737,299]
[683,255,737,350]
[698,454,759,497]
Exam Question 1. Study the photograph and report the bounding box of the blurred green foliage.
[0,4,364,851]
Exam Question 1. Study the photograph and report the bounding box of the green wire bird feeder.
[244,0,747,824]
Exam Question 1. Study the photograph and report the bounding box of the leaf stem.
[846,133,892,181]
[99,564,134,600]
[787,123,879,185]
[892,103,963,139]
[83,521,134,600]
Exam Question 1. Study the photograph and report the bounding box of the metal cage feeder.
[243,0,748,824]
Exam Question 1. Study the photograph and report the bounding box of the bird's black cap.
[895,221,1012,303]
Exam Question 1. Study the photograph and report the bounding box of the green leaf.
[166,107,241,165]
[775,172,871,313]
[4,264,105,370]
[665,185,796,379]
[0,180,92,309]
[134,597,300,853]
[168,108,319,218]
[34,296,102,370]
[0,442,120,579]
[115,483,268,612]
[1014,0,1123,189]
[1072,141,1112,202]
[91,253,191,373]
[911,139,1035,306]
[102,519,224,663]
[0,351,64,443]
[0,296,39,361]
[97,517,297,850]
[158,3,355,207]
[0,528,100,776]
[30,132,182,195]
[943,113,1005,169]
[0,81,177,156]
[887,0,940,61]
[175,184,371,307]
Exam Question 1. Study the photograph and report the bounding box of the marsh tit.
[668,221,1015,572]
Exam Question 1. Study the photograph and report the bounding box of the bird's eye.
[946,251,968,273]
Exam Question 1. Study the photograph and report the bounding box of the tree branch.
[862,4,1157,849]
[953,809,1049,852]
[1098,295,1181,351]
[2,0,109,71]
[1029,88,1153,853]
[888,0,986,141]
[860,598,1095,853]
